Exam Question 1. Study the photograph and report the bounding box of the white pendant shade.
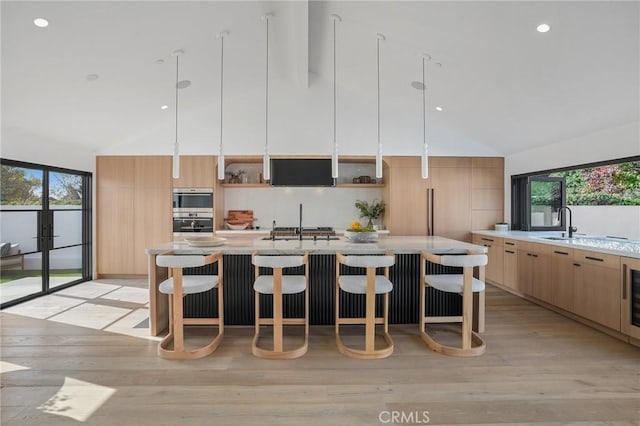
[217,154,225,180]
[376,144,383,179]
[263,152,270,180]
[172,142,180,178]
[421,144,429,179]
[331,145,339,179]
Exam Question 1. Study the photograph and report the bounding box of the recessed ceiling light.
[86,74,99,81]
[155,59,165,65]
[537,23,550,33]
[176,80,191,89]
[411,81,425,91]
[160,105,169,110]
[435,106,444,112]
[33,18,49,28]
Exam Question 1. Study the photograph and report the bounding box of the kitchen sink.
[535,236,571,241]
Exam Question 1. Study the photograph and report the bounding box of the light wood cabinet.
[472,235,503,284]
[550,247,575,312]
[383,157,429,236]
[172,156,215,188]
[97,156,171,276]
[384,156,503,241]
[517,241,551,301]
[502,239,518,291]
[621,257,640,339]
[573,249,621,331]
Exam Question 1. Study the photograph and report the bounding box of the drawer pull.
[573,263,581,267]
[531,254,538,258]
[553,250,569,256]
[484,244,491,248]
[585,256,604,262]
[505,242,515,246]
[481,238,494,242]
[505,250,515,254]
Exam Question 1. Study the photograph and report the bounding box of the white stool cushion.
[425,274,485,293]
[253,255,304,268]
[338,275,393,294]
[156,255,208,268]
[340,255,395,268]
[159,275,219,295]
[254,275,307,295]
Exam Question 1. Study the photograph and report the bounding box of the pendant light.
[217,31,229,181]
[330,14,341,179]
[262,13,273,181]
[375,33,385,179]
[171,49,184,179]
[421,53,430,179]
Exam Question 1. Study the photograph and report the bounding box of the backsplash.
[222,187,384,230]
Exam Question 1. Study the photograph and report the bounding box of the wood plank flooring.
[1,281,639,425]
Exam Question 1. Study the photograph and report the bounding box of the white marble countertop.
[147,235,486,255]
[215,229,391,236]
[472,230,640,258]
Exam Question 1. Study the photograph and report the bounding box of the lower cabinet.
[517,242,551,301]
[572,249,621,331]
[472,235,503,284]
[550,247,575,312]
[502,240,518,291]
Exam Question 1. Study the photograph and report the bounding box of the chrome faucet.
[298,203,303,241]
[557,206,577,238]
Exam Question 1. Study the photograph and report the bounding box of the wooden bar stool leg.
[273,268,283,353]
[462,268,473,350]
[173,269,184,353]
[365,268,376,353]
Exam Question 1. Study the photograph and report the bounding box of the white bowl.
[184,237,227,247]
[226,222,249,230]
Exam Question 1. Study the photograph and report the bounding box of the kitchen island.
[146,235,487,336]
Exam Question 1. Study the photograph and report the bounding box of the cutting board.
[226,210,254,226]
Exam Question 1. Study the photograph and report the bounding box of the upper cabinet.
[172,155,216,188]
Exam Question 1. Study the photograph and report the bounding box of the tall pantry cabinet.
[97,156,172,276]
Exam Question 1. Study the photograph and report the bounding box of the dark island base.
[180,254,465,326]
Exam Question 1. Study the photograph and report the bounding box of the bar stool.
[156,253,223,360]
[335,253,395,359]
[420,251,487,357]
[252,252,309,359]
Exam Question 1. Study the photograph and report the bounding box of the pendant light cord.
[220,35,224,154]
[376,36,380,148]
[422,57,426,148]
[265,17,269,154]
[175,55,179,146]
[333,18,336,145]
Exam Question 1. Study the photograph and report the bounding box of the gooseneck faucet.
[557,206,577,238]
[298,203,303,241]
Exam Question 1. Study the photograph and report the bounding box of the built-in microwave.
[173,211,214,238]
[173,188,213,213]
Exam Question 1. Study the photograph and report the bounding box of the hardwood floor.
[1,281,639,425]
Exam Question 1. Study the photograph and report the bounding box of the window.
[512,156,639,232]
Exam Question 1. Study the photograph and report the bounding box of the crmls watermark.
[378,410,430,424]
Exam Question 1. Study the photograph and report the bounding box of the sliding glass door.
[0,160,92,307]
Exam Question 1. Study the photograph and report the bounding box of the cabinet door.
[550,248,574,312]
[517,250,533,296]
[531,252,552,303]
[97,156,136,275]
[386,161,429,235]
[430,164,471,241]
[503,247,518,291]
[473,235,503,284]
[134,157,172,275]
[172,156,215,188]
[573,262,621,331]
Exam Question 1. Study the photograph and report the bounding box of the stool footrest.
[257,318,306,326]
[336,317,385,325]
[182,318,222,326]
[422,316,462,324]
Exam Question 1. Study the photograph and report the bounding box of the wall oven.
[173,188,213,213]
[173,212,214,238]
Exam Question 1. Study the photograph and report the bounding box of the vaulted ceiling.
[2,1,638,157]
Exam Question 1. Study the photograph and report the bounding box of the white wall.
[224,186,385,230]
[568,206,640,241]
[1,128,95,173]
[504,121,640,238]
